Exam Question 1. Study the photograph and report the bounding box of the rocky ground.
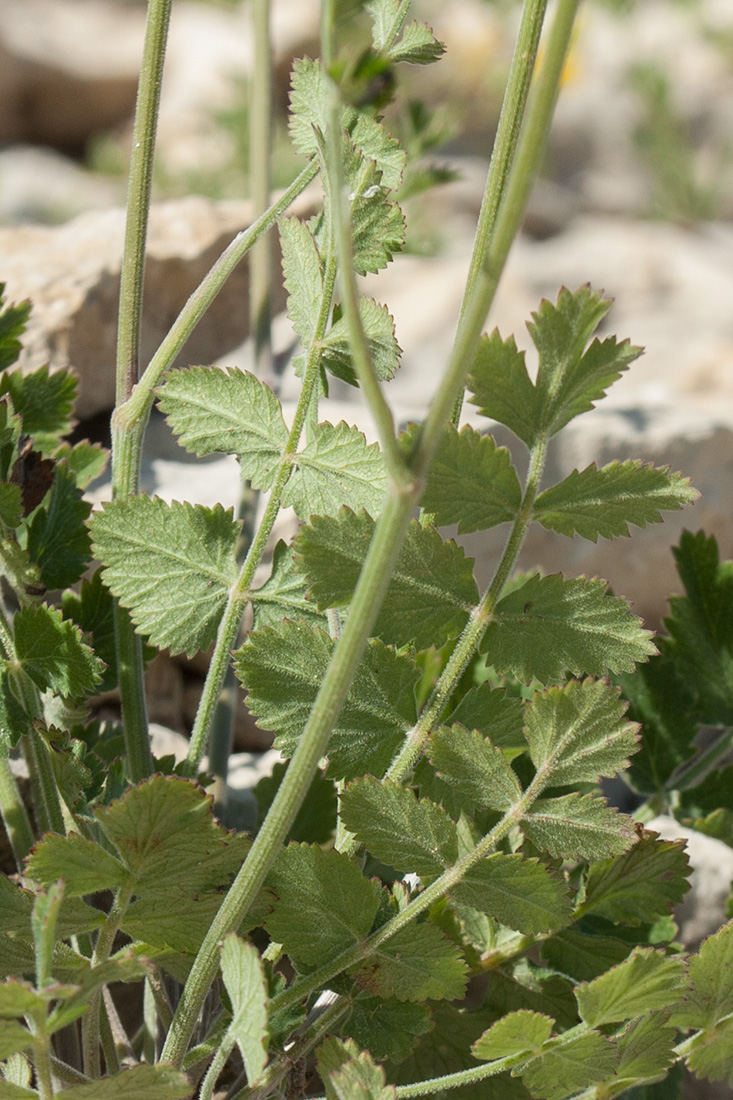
[2,0,733,1034]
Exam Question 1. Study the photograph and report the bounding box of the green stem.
[183,254,338,776]
[21,730,65,838]
[671,725,733,792]
[29,1020,54,1100]
[0,754,35,868]
[387,432,549,785]
[250,0,273,380]
[198,1029,235,1100]
[82,882,135,1078]
[450,0,548,426]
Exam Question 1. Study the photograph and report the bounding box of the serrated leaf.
[685,1015,733,1087]
[0,1022,33,1061]
[90,497,239,657]
[251,541,325,631]
[540,929,632,984]
[468,331,538,448]
[220,934,268,1084]
[62,569,124,695]
[340,778,457,876]
[52,440,107,490]
[447,683,526,753]
[612,1013,677,1085]
[0,366,76,442]
[529,286,642,438]
[156,366,287,490]
[14,604,104,699]
[521,793,635,861]
[265,845,381,971]
[284,422,387,519]
[534,461,696,542]
[0,666,31,752]
[321,298,400,386]
[0,979,45,1018]
[254,760,336,845]
[294,511,478,650]
[54,1065,190,1100]
[279,216,323,346]
[26,464,91,589]
[473,1010,554,1062]
[25,833,125,896]
[390,21,445,64]
[329,1052,397,1100]
[288,58,331,158]
[419,425,521,533]
[235,621,418,778]
[523,679,639,788]
[482,575,656,683]
[0,289,31,372]
[580,831,691,925]
[357,921,467,1002]
[519,1032,619,1100]
[670,920,733,1030]
[428,724,522,812]
[366,0,403,52]
[0,541,43,601]
[349,115,406,192]
[0,483,21,529]
[576,948,689,1027]
[451,853,572,935]
[343,997,433,1064]
[0,1079,36,1099]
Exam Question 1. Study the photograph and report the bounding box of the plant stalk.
[0,754,35,868]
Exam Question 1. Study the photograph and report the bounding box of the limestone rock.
[0,146,125,226]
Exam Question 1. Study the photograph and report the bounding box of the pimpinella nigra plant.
[0,0,731,1098]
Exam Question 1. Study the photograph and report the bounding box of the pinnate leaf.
[670,919,733,1030]
[451,853,572,935]
[251,541,324,631]
[343,996,433,1064]
[518,1032,619,1100]
[390,22,445,65]
[284,422,387,519]
[428,724,522,812]
[472,1010,554,1061]
[279,216,323,346]
[62,568,126,695]
[25,832,125,897]
[419,425,521,533]
[54,1065,190,1100]
[468,331,538,448]
[0,365,76,443]
[288,58,331,157]
[294,510,478,650]
[52,440,107,490]
[321,298,400,386]
[580,831,691,925]
[0,1021,33,1060]
[220,934,268,1084]
[366,0,403,52]
[576,948,689,1028]
[349,115,406,193]
[447,683,525,753]
[14,604,104,699]
[235,620,418,779]
[685,1017,733,1088]
[612,1013,677,1085]
[265,845,380,970]
[328,1051,397,1100]
[90,497,239,656]
[0,288,30,371]
[523,679,639,788]
[156,366,287,490]
[357,921,467,1002]
[26,463,92,589]
[521,793,635,861]
[339,778,457,876]
[534,461,696,541]
[483,573,655,683]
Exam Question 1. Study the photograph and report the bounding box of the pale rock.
[0,146,125,226]
[148,722,189,765]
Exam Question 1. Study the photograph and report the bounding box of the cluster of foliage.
[0,1,732,1099]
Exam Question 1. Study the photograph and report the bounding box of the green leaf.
[534,461,697,542]
[61,569,122,695]
[54,1065,191,1100]
[541,929,632,984]
[390,22,445,65]
[0,1078,36,1099]
[468,331,538,448]
[25,833,125,896]
[0,666,31,752]
[339,778,457,876]
[518,1032,619,1100]
[294,511,478,650]
[419,425,521,533]
[530,286,642,437]
[473,1010,554,1061]
[0,541,42,602]
[0,979,45,1018]
[684,1016,733,1088]
[670,919,733,1030]
[0,483,21,530]
[448,684,526,753]
[253,760,336,845]
[349,115,406,193]
[32,881,65,990]
[523,679,639,788]
[428,725,522,812]
[580,831,691,925]
[329,1051,397,1100]
[288,58,331,158]
[235,620,419,779]
[482,575,656,683]
[357,921,467,1002]
[343,997,433,1064]
[0,366,76,442]
[251,541,325,631]
[220,934,268,1084]
[14,604,104,699]
[0,1023,33,1061]
[90,497,239,657]
[279,216,323,347]
[521,793,636,861]
[451,853,572,935]
[612,1013,677,1086]
[321,298,400,387]
[52,441,107,490]
[576,948,689,1027]
[26,464,91,589]
[265,844,381,971]
[0,289,31,372]
[284,423,387,519]
[156,366,287,491]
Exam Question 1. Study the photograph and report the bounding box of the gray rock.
[0,146,125,226]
